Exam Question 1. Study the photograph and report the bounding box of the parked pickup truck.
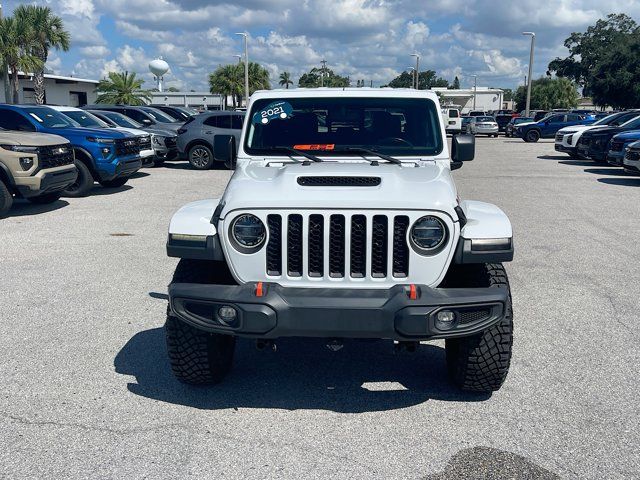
[0,130,77,217]
[0,105,143,197]
[164,88,515,393]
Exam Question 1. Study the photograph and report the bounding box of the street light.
[523,32,536,118]
[233,54,242,64]
[471,74,477,110]
[235,32,249,107]
[410,53,420,89]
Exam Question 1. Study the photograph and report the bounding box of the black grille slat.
[350,215,367,278]
[115,138,142,157]
[459,308,491,325]
[38,144,74,169]
[329,215,345,278]
[266,215,282,276]
[287,214,303,277]
[371,215,388,278]
[297,176,381,187]
[139,136,152,149]
[393,216,410,278]
[308,215,324,277]
[610,141,624,152]
[165,137,177,148]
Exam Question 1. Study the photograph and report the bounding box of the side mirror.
[142,119,152,126]
[451,133,475,170]
[213,134,237,170]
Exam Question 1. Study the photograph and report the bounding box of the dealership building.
[432,87,506,113]
[0,72,98,106]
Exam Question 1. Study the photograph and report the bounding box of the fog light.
[217,306,237,325]
[435,310,456,330]
[19,157,34,170]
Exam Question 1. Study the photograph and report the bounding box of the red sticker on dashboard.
[293,144,335,151]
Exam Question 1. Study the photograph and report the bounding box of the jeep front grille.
[297,176,381,187]
[265,213,409,279]
[38,144,74,169]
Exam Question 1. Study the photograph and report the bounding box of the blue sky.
[3,0,640,92]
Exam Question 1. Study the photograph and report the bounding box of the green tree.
[278,71,293,89]
[590,36,640,108]
[386,70,449,89]
[96,71,151,105]
[548,13,639,96]
[298,67,349,88]
[452,76,460,89]
[0,16,43,104]
[209,62,270,108]
[514,77,579,111]
[14,5,70,105]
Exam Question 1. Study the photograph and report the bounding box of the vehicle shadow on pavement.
[8,198,69,217]
[597,177,640,187]
[129,171,151,179]
[583,168,630,176]
[114,327,490,412]
[88,185,133,196]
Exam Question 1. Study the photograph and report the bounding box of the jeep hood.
[0,131,70,146]
[220,161,459,218]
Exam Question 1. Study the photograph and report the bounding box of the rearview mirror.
[451,133,475,170]
[213,134,237,170]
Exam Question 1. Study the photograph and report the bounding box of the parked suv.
[577,115,640,163]
[0,105,143,197]
[87,105,183,133]
[149,105,197,122]
[86,109,178,164]
[176,111,244,169]
[165,89,514,393]
[516,113,593,142]
[50,106,154,167]
[505,117,533,137]
[0,130,77,217]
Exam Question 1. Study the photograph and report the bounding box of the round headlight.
[231,214,266,251]
[410,216,447,253]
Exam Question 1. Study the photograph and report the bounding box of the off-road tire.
[188,144,215,170]
[165,259,236,385]
[0,180,13,218]
[525,130,540,143]
[444,263,513,393]
[63,160,93,197]
[99,177,128,188]
[27,192,62,204]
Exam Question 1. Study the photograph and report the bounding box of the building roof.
[17,71,100,84]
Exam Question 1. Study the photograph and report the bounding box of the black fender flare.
[0,162,16,188]
[72,147,99,177]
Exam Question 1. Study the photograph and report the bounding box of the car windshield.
[61,110,111,128]
[100,111,142,129]
[476,116,494,122]
[620,115,640,129]
[246,97,443,157]
[24,107,79,128]
[514,118,533,124]
[141,107,177,123]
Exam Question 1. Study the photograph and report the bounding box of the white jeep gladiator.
[165,89,514,392]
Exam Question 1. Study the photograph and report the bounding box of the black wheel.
[63,161,94,197]
[0,180,13,218]
[443,263,513,393]
[525,130,540,143]
[27,192,61,204]
[99,177,128,188]
[188,144,214,170]
[153,158,165,167]
[165,259,236,385]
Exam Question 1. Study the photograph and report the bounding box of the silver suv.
[176,111,244,169]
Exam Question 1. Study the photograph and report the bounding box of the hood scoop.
[297,176,381,187]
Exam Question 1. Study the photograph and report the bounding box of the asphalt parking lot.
[1,138,639,479]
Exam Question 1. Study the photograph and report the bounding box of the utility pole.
[472,75,477,110]
[235,33,249,107]
[523,32,536,118]
[410,53,420,89]
[0,3,9,104]
[320,59,327,87]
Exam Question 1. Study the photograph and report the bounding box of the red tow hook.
[407,284,418,300]
[255,281,265,297]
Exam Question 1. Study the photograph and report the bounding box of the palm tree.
[96,71,151,105]
[209,63,243,108]
[0,17,43,104]
[279,71,293,89]
[14,5,71,105]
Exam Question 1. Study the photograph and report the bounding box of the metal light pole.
[320,59,327,87]
[235,33,249,107]
[523,32,536,118]
[471,75,477,110]
[410,53,420,89]
[233,54,242,64]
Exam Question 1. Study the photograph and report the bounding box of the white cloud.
[80,45,111,58]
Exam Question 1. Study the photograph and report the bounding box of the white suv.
[164,89,515,393]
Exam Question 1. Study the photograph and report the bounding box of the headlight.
[0,144,39,153]
[152,135,166,146]
[86,137,114,144]
[410,216,447,254]
[230,214,266,252]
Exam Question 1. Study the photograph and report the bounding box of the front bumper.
[169,282,508,341]
[623,155,640,173]
[15,165,77,198]
[577,140,607,161]
[607,150,625,166]
[554,143,575,155]
[476,127,499,135]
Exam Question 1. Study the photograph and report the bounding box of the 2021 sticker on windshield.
[252,101,293,125]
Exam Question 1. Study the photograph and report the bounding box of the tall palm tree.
[278,71,293,89]
[14,5,71,105]
[96,71,151,105]
[248,62,271,94]
[0,17,43,104]
[209,63,243,108]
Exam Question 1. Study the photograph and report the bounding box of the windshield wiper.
[339,146,402,165]
[272,146,323,163]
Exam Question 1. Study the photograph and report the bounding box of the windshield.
[141,107,177,123]
[514,118,533,124]
[61,110,111,128]
[245,97,443,157]
[100,111,142,129]
[24,107,79,128]
[620,115,640,129]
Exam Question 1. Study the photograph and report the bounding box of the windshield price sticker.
[252,101,293,125]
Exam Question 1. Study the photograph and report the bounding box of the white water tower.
[149,58,170,92]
